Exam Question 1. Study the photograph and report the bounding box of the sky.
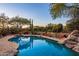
[0,3,70,26]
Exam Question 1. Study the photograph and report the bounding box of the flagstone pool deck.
[0,35,19,56]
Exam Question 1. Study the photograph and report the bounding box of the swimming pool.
[9,36,79,56]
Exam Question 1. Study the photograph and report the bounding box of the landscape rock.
[72,43,79,52]
[65,30,79,52]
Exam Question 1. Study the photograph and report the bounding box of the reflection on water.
[9,36,34,50]
[9,36,79,56]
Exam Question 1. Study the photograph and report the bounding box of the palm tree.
[50,3,79,19]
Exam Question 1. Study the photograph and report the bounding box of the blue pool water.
[9,36,79,56]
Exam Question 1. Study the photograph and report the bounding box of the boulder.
[66,30,79,40]
[72,43,79,52]
[65,30,79,52]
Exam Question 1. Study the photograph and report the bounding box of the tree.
[33,26,46,32]
[0,13,9,28]
[9,16,30,28]
[50,3,79,31]
[46,23,63,32]
[50,3,79,19]
[46,23,53,32]
[0,14,31,35]
[57,24,63,32]
[66,18,79,31]
[52,24,63,32]
[0,13,9,35]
